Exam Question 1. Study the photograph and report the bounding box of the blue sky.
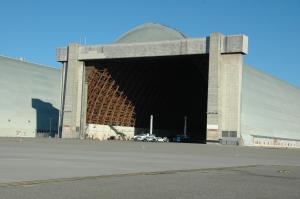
[1,0,299,87]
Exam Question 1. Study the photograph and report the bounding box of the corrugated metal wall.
[241,65,300,146]
[0,56,61,137]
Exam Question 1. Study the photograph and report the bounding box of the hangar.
[1,23,298,147]
[57,23,248,143]
[57,23,300,147]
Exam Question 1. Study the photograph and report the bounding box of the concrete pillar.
[207,33,245,143]
[61,43,85,138]
[220,54,243,142]
[58,62,67,138]
[207,33,223,141]
[80,80,88,139]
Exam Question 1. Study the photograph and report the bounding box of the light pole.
[150,115,153,135]
[49,117,52,137]
[183,116,187,137]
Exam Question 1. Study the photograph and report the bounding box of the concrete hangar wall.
[56,23,300,147]
[0,56,61,137]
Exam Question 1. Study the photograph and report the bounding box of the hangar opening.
[85,54,208,143]
[58,23,250,144]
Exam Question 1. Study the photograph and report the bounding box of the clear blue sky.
[1,0,299,87]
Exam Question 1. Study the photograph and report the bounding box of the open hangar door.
[85,54,208,143]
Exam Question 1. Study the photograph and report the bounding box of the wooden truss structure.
[86,68,135,126]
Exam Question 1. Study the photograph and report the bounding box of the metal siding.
[0,56,61,137]
[241,65,300,145]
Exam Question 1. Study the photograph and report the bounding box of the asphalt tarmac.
[0,138,299,198]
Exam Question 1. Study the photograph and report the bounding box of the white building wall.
[241,65,300,147]
[0,56,61,137]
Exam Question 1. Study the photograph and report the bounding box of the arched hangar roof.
[115,23,186,44]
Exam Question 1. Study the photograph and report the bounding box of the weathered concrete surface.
[1,165,299,199]
[60,43,85,138]
[220,54,243,142]
[0,138,299,184]
[207,34,244,142]
[0,138,300,199]
[206,33,222,140]
[56,35,247,62]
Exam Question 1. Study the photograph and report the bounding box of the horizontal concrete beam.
[78,38,208,60]
[56,35,248,62]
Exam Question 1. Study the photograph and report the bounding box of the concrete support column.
[80,79,88,139]
[206,33,245,143]
[220,54,243,142]
[58,62,67,138]
[61,43,85,138]
[207,33,223,141]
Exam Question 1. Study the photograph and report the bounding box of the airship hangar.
[1,23,300,147]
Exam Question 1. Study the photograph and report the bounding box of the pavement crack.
[0,165,260,188]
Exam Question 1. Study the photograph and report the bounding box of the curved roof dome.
[115,23,186,44]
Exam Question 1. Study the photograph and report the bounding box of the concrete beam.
[78,38,208,60]
[56,35,247,62]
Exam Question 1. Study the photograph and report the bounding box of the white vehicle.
[133,134,149,141]
[145,135,157,142]
[133,134,168,142]
[156,137,169,142]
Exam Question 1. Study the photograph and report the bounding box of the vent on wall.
[221,131,238,145]
[222,131,237,137]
